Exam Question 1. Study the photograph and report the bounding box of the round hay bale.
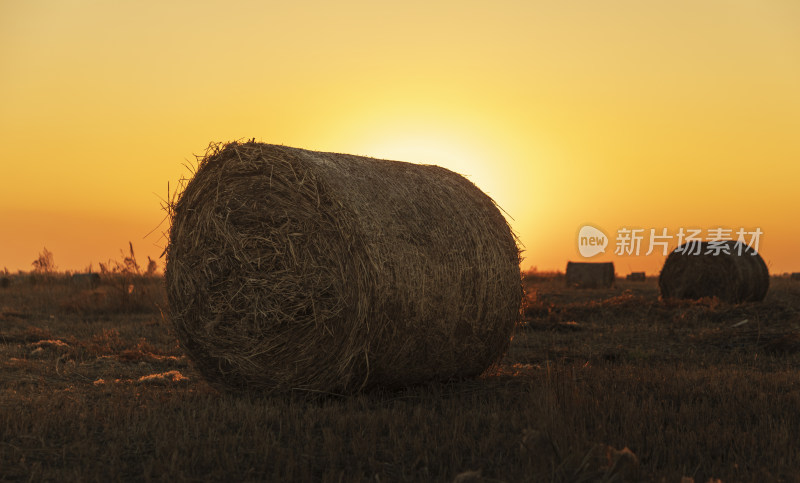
[658,240,769,303]
[166,141,522,394]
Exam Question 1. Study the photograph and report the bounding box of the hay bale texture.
[565,262,615,288]
[659,240,769,303]
[166,141,522,394]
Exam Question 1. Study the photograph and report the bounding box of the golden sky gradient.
[2,1,799,275]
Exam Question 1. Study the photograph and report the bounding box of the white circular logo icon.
[578,225,608,258]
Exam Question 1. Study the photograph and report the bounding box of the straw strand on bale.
[165,141,522,394]
[658,240,769,303]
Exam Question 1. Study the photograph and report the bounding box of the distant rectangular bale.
[626,272,646,282]
[566,262,615,289]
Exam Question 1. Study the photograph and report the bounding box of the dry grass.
[1,275,800,481]
[165,141,522,394]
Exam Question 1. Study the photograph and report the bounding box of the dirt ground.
[1,273,799,482]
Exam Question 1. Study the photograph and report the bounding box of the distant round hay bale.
[658,240,769,303]
[165,141,522,394]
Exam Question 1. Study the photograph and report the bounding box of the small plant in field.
[31,247,56,274]
[144,257,158,276]
[99,242,148,277]
[59,243,164,315]
[93,242,163,313]
[85,329,127,356]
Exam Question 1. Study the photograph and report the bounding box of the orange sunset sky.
[2,1,799,275]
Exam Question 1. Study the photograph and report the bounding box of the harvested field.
[2,274,800,481]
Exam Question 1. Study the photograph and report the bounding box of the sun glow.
[361,131,496,189]
[1,1,799,274]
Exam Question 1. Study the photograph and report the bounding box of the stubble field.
[1,273,799,482]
